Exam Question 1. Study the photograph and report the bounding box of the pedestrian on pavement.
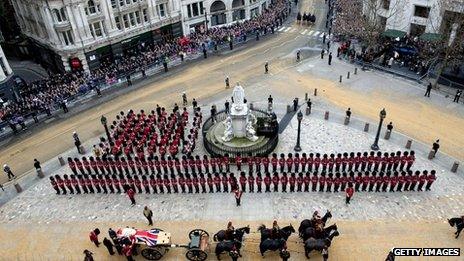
[454,90,462,103]
[143,206,154,226]
[265,62,269,74]
[321,49,324,59]
[432,140,440,157]
[203,46,207,59]
[323,33,326,43]
[307,98,312,108]
[89,228,101,247]
[388,57,394,68]
[182,92,187,106]
[296,50,301,62]
[83,250,94,261]
[60,100,68,113]
[234,188,243,206]
[192,98,198,109]
[103,237,115,255]
[33,159,41,171]
[424,82,432,97]
[345,183,354,205]
[345,108,351,119]
[75,139,82,154]
[163,57,168,72]
[73,131,80,143]
[293,98,298,111]
[328,52,332,65]
[225,76,230,88]
[387,122,393,133]
[95,86,101,97]
[3,164,15,181]
[126,74,132,86]
[268,95,274,105]
[127,187,136,206]
[225,100,230,114]
[211,105,217,123]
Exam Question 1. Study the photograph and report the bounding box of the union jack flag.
[134,229,160,246]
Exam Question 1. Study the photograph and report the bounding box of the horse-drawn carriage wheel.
[188,229,209,239]
[141,248,164,260]
[185,249,208,261]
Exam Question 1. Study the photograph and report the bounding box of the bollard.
[79,145,86,154]
[250,103,254,110]
[339,75,342,83]
[324,111,329,120]
[428,150,435,160]
[58,156,66,166]
[306,107,311,115]
[14,183,23,193]
[405,140,412,149]
[305,93,308,101]
[384,130,391,140]
[364,123,369,132]
[314,88,317,96]
[287,105,292,113]
[451,162,459,173]
[37,169,44,178]
[344,116,349,125]
[354,68,358,75]
[347,71,350,79]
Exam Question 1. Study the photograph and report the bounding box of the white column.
[147,0,158,22]
[43,8,60,45]
[100,0,117,34]
[226,10,233,24]
[0,66,6,82]
[0,46,12,75]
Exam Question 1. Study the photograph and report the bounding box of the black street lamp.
[203,8,208,33]
[100,115,112,143]
[294,111,303,151]
[371,108,386,151]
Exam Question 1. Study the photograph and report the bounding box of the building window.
[158,4,165,17]
[90,21,103,37]
[414,5,430,18]
[129,12,135,26]
[119,0,125,7]
[410,23,426,36]
[192,3,199,16]
[61,30,74,45]
[53,8,67,22]
[382,0,390,10]
[142,9,148,22]
[86,0,100,15]
[123,14,130,28]
[125,0,131,5]
[250,7,259,18]
[199,2,204,14]
[115,16,122,29]
[111,0,117,8]
[187,5,192,18]
[135,11,141,24]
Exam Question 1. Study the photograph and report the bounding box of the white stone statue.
[245,114,258,141]
[222,116,234,142]
[232,83,245,111]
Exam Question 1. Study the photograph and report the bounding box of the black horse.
[297,12,302,23]
[304,230,340,258]
[301,224,337,241]
[215,240,242,260]
[298,210,332,237]
[258,224,295,241]
[448,217,464,238]
[259,238,287,256]
[213,226,250,242]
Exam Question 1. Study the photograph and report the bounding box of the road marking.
[308,30,314,36]
[301,29,308,35]
[284,27,291,32]
[278,27,286,32]
[290,28,297,32]
[313,31,321,37]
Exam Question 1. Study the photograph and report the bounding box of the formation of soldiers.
[50,150,436,195]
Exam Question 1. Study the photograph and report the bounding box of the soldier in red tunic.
[294,154,301,173]
[301,153,308,172]
[78,175,88,194]
[199,173,207,193]
[71,175,81,194]
[354,152,361,171]
[256,172,263,193]
[311,173,318,192]
[425,170,436,191]
[247,153,254,173]
[296,172,303,192]
[248,172,255,192]
[228,173,237,191]
[188,156,196,175]
[318,173,326,192]
[181,155,189,174]
[281,172,288,192]
[163,174,172,193]
[99,175,107,194]
[255,156,262,173]
[334,173,341,192]
[142,175,150,193]
[148,174,157,194]
[134,175,142,193]
[361,172,369,192]
[68,157,78,175]
[389,172,398,192]
[272,172,280,192]
[203,155,210,174]
[406,151,415,171]
[185,174,193,193]
[207,173,214,193]
[393,151,401,171]
[210,157,218,173]
[63,175,74,194]
[328,154,335,173]
[271,153,278,173]
[321,154,329,172]
[264,173,272,192]
[50,176,60,194]
[214,173,221,192]
[223,154,230,172]
[56,175,67,194]
[304,173,310,192]
[361,152,368,171]
[308,153,314,172]
[90,157,99,174]
[382,172,390,192]
[348,152,355,172]
[289,173,296,192]
[195,155,203,174]
[403,171,412,191]
[367,151,375,171]
[83,157,92,175]
[375,172,383,192]
[410,171,420,191]
[314,153,321,173]
[354,173,362,192]
[192,174,200,193]
[340,173,348,192]
[387,152,395,171]
[92,174,101,193]
[239,172,247,192]
[261,156,268,173]
[222,173,229,192]
[279,153,285,173]
[235,153,242,171]
[399,151,408,171]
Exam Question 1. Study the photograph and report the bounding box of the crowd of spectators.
[0,0,289,131]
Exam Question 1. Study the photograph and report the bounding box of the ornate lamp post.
[371,108,386,151]
[100,115,112,143]
[294,111,303,151]
[203,8,208,33]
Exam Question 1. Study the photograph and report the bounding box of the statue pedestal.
[231,115,247,138]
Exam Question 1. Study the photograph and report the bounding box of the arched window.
[53,8,67,22]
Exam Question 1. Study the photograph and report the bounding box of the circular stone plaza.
[0,0,464,260]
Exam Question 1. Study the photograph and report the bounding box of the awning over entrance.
[419,33,442,42]
[382,29,407,38]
